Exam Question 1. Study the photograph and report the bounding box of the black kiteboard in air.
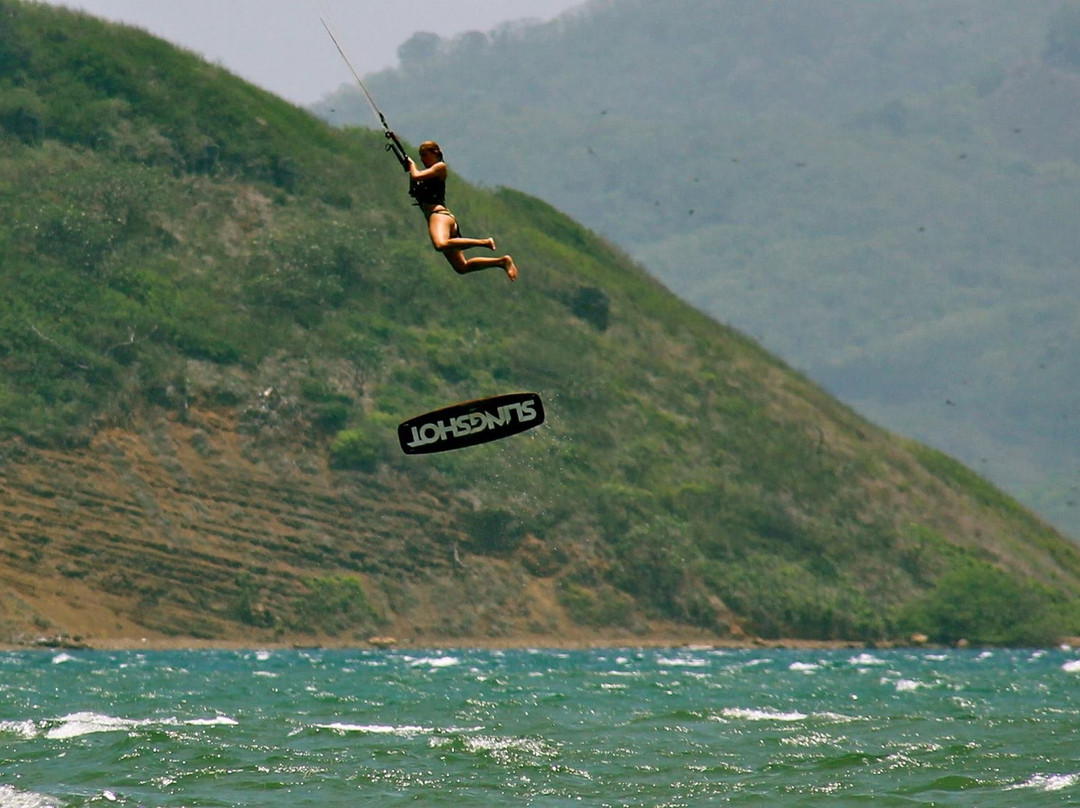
[398,392,544,455]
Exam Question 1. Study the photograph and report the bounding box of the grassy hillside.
[1,0,1079,648]
[319,0,1080,539]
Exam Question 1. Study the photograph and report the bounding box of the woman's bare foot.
[503,255,518,281]
[485,238,496,250]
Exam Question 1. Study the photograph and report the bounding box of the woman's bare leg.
[428,214,493,252]
[430,212,517,280]
[444,250,518,281]
[439,235,496,251]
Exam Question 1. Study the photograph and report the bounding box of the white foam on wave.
[41,710,241,740]
[317,722,430,736]
[50,653,77,665]
[657,655,709,667]
[0,785,61,808]
[719,707,808,722]
[892,678,929,692]
[720,657,773,675]
[815,711,859,723]
[184,716,239,727]
[1008,773,1080,792]
[1062,659,1080,673]
[409,656,460,668]
[848,653,885,666]
[0,719,38,739]
[789,661,820,673]
[45,711,162,740]
[435,733,558,764]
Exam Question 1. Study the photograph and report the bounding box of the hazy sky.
[39,0,587,105]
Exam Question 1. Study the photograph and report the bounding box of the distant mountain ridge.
[314,0,1080,539]
[1,0,1079,648]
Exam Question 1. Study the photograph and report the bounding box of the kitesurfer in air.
[407,141,518,281]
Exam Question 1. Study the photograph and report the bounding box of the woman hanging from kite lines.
[406,141,518,281]
[317,12,518,281]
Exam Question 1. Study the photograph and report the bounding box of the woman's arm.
[408,159,447,182]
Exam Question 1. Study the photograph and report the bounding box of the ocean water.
[2,647,1079,806]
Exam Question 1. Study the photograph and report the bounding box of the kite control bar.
[385,130,409,171]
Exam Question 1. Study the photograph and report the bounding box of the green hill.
[318,0,1080,540]
[1,0,1079,648]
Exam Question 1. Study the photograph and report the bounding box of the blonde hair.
[418,140,443,160]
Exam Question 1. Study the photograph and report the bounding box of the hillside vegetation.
[1,1,1079,648]
[320,0,1080,539]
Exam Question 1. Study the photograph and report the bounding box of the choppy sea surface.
[2,646,1080,806]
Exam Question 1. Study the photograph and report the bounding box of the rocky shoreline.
[0,629,929,654]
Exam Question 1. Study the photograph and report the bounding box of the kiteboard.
[398,392,544,455]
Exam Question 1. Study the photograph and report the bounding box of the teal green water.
[1,647,1078,806]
